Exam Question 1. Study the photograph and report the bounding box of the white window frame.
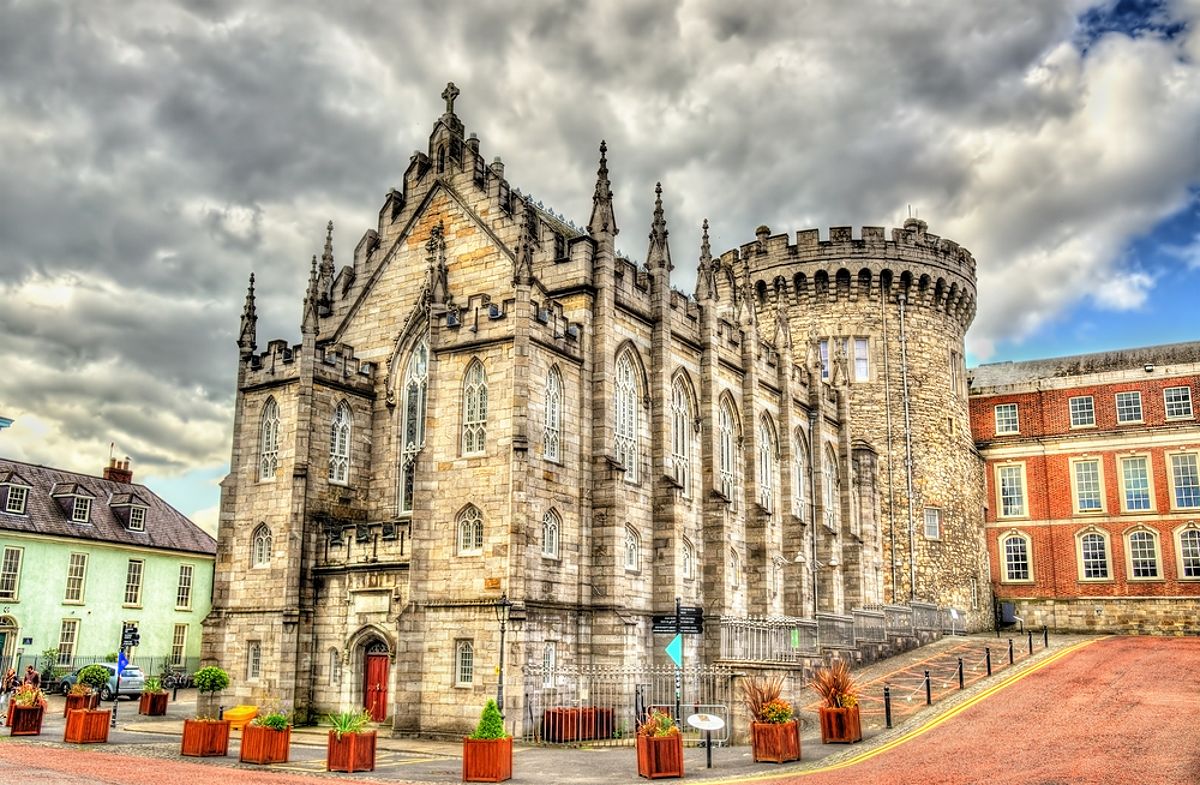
[171,624,188,667]
[670,377,693,496]
[126,506,146,532]
[259,397,280,481]
[123,558,144,606]
[1000,530,1033,583]
[1115,391,1143,424]
[996,463,1028,519]
[718,399,737,506]
[176,563,194,610]
[818,340,830,380]
[454,639,474,686]
[252,524,272,567]
[1076,528,1112,581]
[247,640,262,681]
[4,485,28,515]
[994,403,1019,435]
[923,507,941,540]
[64,552,88,604]
[399,338,429,514]
[71,496,92,523]
[457,505,484,556]
[0,546,23,601]
[614,352,639,483]
[853,337,870,382]
[329,400,351,485]
[1118,454,1154,512]
[544,367,562,463]
[1124,527,1161,581]
[623,525,640,573]
[1070,457,1104,514]
[1164,386,1194,420]
[541,509,560,560]
[1174,523,1200,580]
[1167,452,1200,510]
[1069,395,1095,428]
[541,642,557,688]
[461,359,488,456]
[58,618,79,666]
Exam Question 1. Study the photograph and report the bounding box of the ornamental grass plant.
[327,708,372,740]
[740,674,789,722]
[810,660,859,709]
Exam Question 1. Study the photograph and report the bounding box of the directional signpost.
[654,599,704,724]
[112,624,138,728]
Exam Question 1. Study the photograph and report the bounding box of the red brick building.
[969,342,1200,633]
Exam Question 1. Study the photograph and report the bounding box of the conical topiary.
[470,699,507,740]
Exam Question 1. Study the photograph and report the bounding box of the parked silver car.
[59,663,145,700]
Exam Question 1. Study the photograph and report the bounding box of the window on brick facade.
[1069,396,1095,427]
[997,465,1027,518]
[1126,529,1160,579]
[718,398,738,507]
[614,352,639,483]
[462,360,488,456]
[1001,532,1031,581]
[0,546,23,601]
[1078,530,1111,580]
[1164,386,1193,419]
[124,559,144,606]
[924,508,941,539]
[994,403,1019,435]
[1115,391,1142,423]
[171,624,188,667]
[329,401,351,484]
[457,505,484,555]
[399,338,429,514]
[1120,456,1153,511]
[259,397,280,481]
[1169,453,1200,509]
[252,523,272,567]
[544,367,562,462]
[64,552,87,603]
[541,509,560,560]
[1176,525,1200,579]
[4,485,28,515]
[624,525,640,572]
[757,415,776,513]
[1072,459,1103,513]
[671,376,693,496]
[455,640,474,686]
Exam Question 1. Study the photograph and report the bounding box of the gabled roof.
[110,491,151,507]
[0,470,30,487]
[0,458,216,557]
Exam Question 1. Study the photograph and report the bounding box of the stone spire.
[646,182,672,272]
[238,272,257,355]
[302,254,319,335]
[587,140,618,238]
[317,220,335,313]
[425,221,451,307]
[695,219,717,302]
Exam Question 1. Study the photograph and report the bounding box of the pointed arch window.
[329,401,351,484]
[758,415,776,513]
[542,509,561,560]
[823,447,840,530]
[671,376,693,496]
[623,525,640,572]
[614,352,639,483]
[259,397,280,481]
[251,524,272,567]
[457,505,484,556]
[399,338,429,514]
[792,430,808,519]
[462,360,488,456]
[682,538,695,580]
[730,548,741,589]
[718,399,738,507]
[544,367,563,462]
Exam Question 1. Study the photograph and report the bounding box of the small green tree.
[77,664,111,694]
[469,699,507,740]
[193,666,230,694]
[40,648,60,681]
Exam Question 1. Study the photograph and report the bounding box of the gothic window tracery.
[718,398,738,507]
[623,525,640,572]
[793,430,808,519]
[329,401,351,484]
[259,397,280,481]
[544,367,562,462]
[457,505,484,555]
[542,509,561,559]
[670,376,693,495]
[823,446,840,530]
[399,338,429,514]
[251,524,272,567]
[758,415,777,513]
[462,359,488,456]
[614,352,639,483]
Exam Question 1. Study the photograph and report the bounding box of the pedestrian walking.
[0,667,16,725]
[23,664,39,688]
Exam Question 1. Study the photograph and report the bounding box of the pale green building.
[0,457,215,679]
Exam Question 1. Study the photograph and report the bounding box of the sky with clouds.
[2,0,1199,532]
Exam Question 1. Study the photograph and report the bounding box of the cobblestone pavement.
[2,634,1192,784]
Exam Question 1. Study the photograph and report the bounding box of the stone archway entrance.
[363,640,389,722]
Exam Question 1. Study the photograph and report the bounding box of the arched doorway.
[363,640,389,722]
[0,616,18,674]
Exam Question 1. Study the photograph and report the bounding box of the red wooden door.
[364,652,389,722]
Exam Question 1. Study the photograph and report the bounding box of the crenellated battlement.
[242,338,376,395]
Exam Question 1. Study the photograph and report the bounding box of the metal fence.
[718,616,818,663]
[852,609,886,643]
[911,601,941,631]
[816,613,855,648]
[520,664,733,747]
[2,653,202,690]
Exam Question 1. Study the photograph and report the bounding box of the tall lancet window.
[544,367,562,462]
[758,415,776,513]
[792,431,807,518]
[614,352,639,483]
[259,397,280,481]
[823,446,841,530]
[718,398,738,507]
[399,338,429,514]
[670,376,692,496]
[329,401,351,484]
[462,359,488,456]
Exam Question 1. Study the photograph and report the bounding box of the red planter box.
[819,705,862,744]
[327,730,377,773]
[63,693,100,716]
[240,724,291,765]
[64,708,111,743]
[180,718,230,757]
[138,691,169,716]
[636,733,684,779]
[751,720,801,763]
[462,735,512,782]
[542,707,615,742]
[9,704,44,736]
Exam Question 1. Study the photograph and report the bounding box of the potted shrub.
[64,664,112,744]
[635,709,684,779]
[326,708,376,773]
[240,706,292,765]
[8,684,47,736]
[64,681,100,716]
[138,676,169,716]
[810,660,862,744]
[741,674,800,763]
[181,666,230,757]
[462,699,512,783]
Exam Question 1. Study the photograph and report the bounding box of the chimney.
[103,457,133,484]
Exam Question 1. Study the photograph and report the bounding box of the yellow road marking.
[704,638,1098,784]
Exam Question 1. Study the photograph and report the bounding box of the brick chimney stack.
[103,457,133,484]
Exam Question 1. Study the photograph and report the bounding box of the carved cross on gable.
[442,82,460,114]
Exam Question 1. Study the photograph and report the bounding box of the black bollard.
[173,682,179,702]
[924,669,932,705]
[1028,630,1034,656]
[884,685,893,729]
[1043,626,1049,648]
[958,658,964,690]
[985,647,992,676]
[1008,638,1014,665]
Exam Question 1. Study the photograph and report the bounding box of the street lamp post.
[494,593,512,717]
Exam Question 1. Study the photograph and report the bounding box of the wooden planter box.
[9,704,44,736]
[636,733,684,779]
[462,735,513,782]
[180,718,230,757]
[139,691,169,716]
[63,692,100,716]
[751,720,801,763]
[327,730,377,773]
[240,724,291,765]
[819,705,862,744]
[64,708,111,744]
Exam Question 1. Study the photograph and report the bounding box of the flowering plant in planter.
[635,710,683,778]
[810,661,862,744]
[741,674,800,763]
[12,684,46,708]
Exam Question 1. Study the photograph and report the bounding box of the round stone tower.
[728,218,990,629]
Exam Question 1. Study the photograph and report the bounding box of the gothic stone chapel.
[203,84,991,735]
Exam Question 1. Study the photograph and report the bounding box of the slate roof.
[0,457,216,557]
[969,340,1200,391]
